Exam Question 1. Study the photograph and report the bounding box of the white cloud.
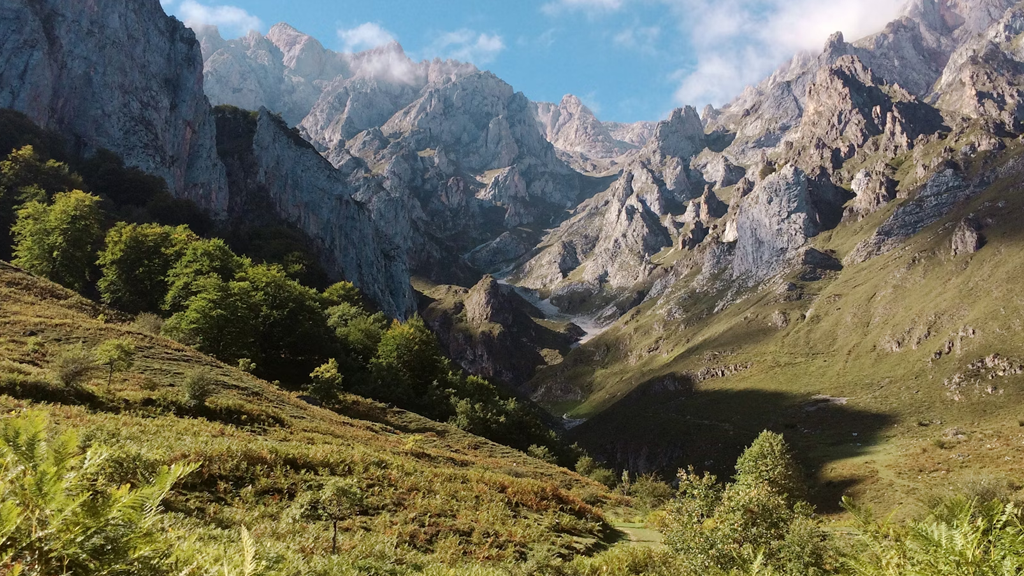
[427,30,506,65]
[338,23,397,53]
[178,0,262,37]
[613,25,661,55]
[666,0,905,107]
[517,28,559,50]
[543,0,907,108]
[542,0,624,16]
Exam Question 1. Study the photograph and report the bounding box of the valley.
[3,0,1024,573]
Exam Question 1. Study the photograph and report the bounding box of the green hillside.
[534,137,1024,515]
[0,261,622,572]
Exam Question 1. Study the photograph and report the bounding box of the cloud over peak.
[426,29,506,66]
[174,0,263,37]
[543,0,906,109]
[338,22,398,53]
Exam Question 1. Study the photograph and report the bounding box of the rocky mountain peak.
[533,94,638,162]
[647,105,706,160]
[823,31,849,60]
[266,22,339,81]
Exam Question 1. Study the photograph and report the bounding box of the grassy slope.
[0,262,616,565]
[531,139,1024,516]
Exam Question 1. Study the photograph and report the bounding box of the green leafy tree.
[97,223,198,314]
[0,413,195,576]
[163,238,248,313]
[165,266,331,378]
[0,145,84,202]
[369,316,449,407]
[734,430,806,502]
[322,281,363,308]
[663,432,833,575]
[327,303,389,362]
[0,146,85,259]
[11,190,102,291]
[237,264,332,375]
[94,338,136,385]
[307,359,344,404]
[291,479,365,554]
[163,276,260,362]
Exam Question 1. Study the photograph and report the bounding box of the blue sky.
[161,0,907,123]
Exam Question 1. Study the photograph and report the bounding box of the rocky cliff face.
[200,25,585,283]
[512,106,708,312]
[420,276,583,388]
[533,95,639,162]
[0,0,229,213]
[250,110,416,316]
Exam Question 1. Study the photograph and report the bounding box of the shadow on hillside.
[568,373,894,512]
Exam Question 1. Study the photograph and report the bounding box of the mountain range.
[5,0,1024,512]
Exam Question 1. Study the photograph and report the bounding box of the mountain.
[6,0,1024,517]
[198,25,593,287]
[513,0,1024,511]
[0,0,228,213]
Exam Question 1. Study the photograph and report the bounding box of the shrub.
[527,444,558,465]
[237,358,257,373]
[130,313,164,336]
[183,369,216,408]
[575,456,617,488]
[50,344,96,387]
[629,474,674,514]
[307,359,343,404]
[24,336,44,355]
[94,337,136,385]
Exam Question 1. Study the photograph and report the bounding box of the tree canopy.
[11,190,102,291]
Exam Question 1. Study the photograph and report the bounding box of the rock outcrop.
[732,166,820,281]
[933,4,1024,133]
[0,0,229,213]
[788,55,946,172]
[214,108,415,317]
[847,166,899,219]
[951,217,985,255]
[847,169,974,264]
[421,276,582,388]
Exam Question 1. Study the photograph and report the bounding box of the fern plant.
[844,495,1024,576]
[0,412,196,576]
